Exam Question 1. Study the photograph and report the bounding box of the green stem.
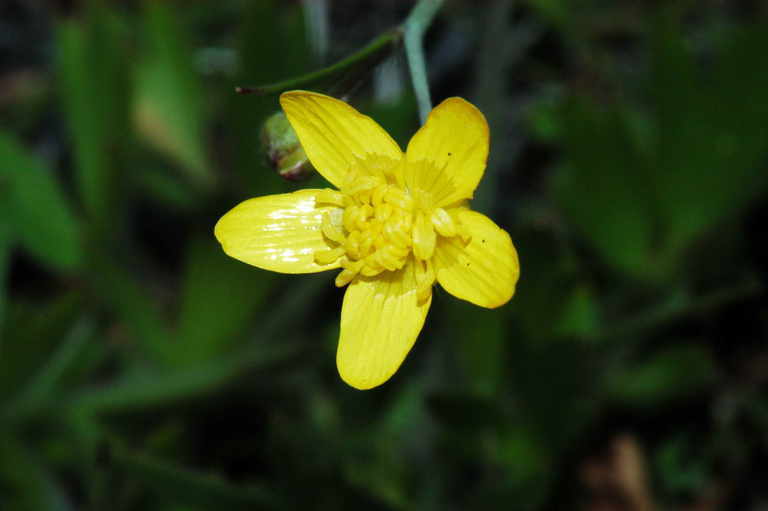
[236,0,444,115]
[404,0,444,123]
[236,29,402,96]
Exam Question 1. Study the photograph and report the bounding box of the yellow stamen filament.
[314,247,345,265]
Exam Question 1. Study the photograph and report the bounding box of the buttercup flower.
[215,91,519,390]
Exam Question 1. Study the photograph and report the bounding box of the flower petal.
[433,209,519,308]
[280,91,403,189]
[214,189,342,274]
[405,97,489,207]
[337,261,431,390]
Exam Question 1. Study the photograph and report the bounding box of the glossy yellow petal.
[433,210,519,308]
[337,261,431,390]
[405,97,489,207]
[214,189,342,274]
[280,91,403,189]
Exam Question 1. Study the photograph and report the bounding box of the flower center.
[313,160,469,301]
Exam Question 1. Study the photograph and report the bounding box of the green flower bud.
[260,111,316,181]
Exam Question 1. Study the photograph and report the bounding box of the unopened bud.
[260,111,316,181]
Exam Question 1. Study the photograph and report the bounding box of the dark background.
[1,1,767,509]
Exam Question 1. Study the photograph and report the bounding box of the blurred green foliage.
[1,1,767,510]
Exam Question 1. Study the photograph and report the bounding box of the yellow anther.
[314,247,345,265]
[359,231,376,257]
[360,257,384,277]
[315,189,347,207]
[389,242,410,259]
[343,206,359,233]
[375,202,393,221]
[383,254,402,271]
[431,207,457,237]
[384,188,414,210]
[372,184,389,207]
[401,212,413,231]
[335,267,357,287]
[358,190,373,205]
[345,231,362,260]
[384,217,411,247]
[333,178,451,282]
[335,259,365,287]
[321,213,345,244]
[375,248,401,272]
[367,218,383,234]
[412,212,436,261]
[356,204,374,230]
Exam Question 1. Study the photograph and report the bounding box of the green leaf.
[554,101,657,278]
[525,0,569,26]
[609,344,717,407]
[509,229,599,342]
[173,236,273,366]
[427,391,508,433]
[0,133,82,271]
[56,7,129,226]
[450,304,507,396]
[133,165,197,211]
[0,435,73,511]
[3,318,95,422]
[134,1,211,185]
[111,444,283,510]
[654,434,710,496]
[87,251,171,364]
[68,343,296,416]
[0,209,11,337]
[553,285,600,340]
[650,23,768,261]
[0,292,82,402]
[496,425,550,487]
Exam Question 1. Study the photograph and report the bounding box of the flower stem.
[236,29,402,96]
[403,0,444,123]
[236,0,445,116]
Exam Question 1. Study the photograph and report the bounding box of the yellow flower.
[215,91,519,390]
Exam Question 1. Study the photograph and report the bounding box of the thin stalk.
[236,29,402,96]
[404,0,444,123]
[236,0,444,114]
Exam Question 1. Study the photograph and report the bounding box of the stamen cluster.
[314,163,470,302]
